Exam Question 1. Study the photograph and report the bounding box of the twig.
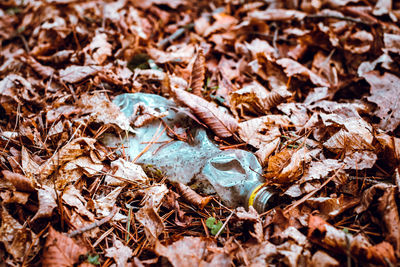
[68,206,119,237]
[305,14,371,25]
[215,211,234,238]
[284,165,344,214]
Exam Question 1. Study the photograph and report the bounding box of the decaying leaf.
[155,237,224,267]
[89,30,112,64]
[31,185,58,222]
[42,227,88,267]
[308,215,396,265]
[105,158,148,186]
[129,102,169,128]
[173,182,212,209]
[189,48,205,96]
[59,65,102,83]
[135,204,164,245]
[364,71,400,131]
[0,207,36,261]
[38,137,97,181]
[172,88,238,138]
[105,239,133,267]
[266,147,311,184]
[79,93,135,132]
[1,170,36,192]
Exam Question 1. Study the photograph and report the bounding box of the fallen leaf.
[42,227,88,267]
[79,93,135,132]
[155,236,220,267]
[105,158,148,186]
[31,185,58,221]
[172,88,238,138]
[135,204,164,245]
[364,71,400,131]
[89,30,112,64]
[189,48,205,96]
[105,239,133,267]
[1,170,35,192]
[59,65,102,83]
[311,251,339,267]
[0,207,36,261]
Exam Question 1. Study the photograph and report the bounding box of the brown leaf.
[89,30,112,65]
[173,182,211,209]
[59,65,102,83]
[38,137,96,181]
[155,236,221,267]
[311,251,339,267]
[0,207,36,261]
[189,48,205,97]
[1,170,35,192]
[377,186,400,257]
[266,147,311,184]
[42,227,88,267]
[105,239,133,267]
[31,185,58,221]
[135,204,164,245]
[364,71,400,131]
[79,93,134,132]
[172,88,238,138]
[276,58,329,87]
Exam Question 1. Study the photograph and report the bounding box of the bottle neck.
[246,184,276,214]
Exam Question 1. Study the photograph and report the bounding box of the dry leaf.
[105,158,148,186]
[276,58,329,87]
[79,93,135,132]
[311,251,339,267]
[266,147,311,184]
[155,236,219,267]
[364,71,400,131]
[172,88,238,138]
[93,187,125,220]
[59,65,102,83]
[38,137,96,181]
[42,227,88,267]
[129,102,169,128]
[31,185,58,221]
[89,31,112,64]
[238,115,290,149]
[135,204,164,245]
[62,185,95,221]
[189,48,205,96]
[105,239,133,267]
[174,182,211,209]
[1,170,35,192]
[148,45,195,64]
[0,207,36,261]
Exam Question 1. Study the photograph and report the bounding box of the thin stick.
[68,206,119,237]
[132,122,165,163]
[215,211,234,238]
[284,165,344,214]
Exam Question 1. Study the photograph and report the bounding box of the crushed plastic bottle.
[102,93,277,213]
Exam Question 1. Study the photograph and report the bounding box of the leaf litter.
[1,0,400,266]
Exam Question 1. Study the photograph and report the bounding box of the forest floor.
[1,0,400,266]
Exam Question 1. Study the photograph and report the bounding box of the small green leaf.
[211,221,223,235]
[87,254,100,265]
[206,217,216,228]
[206,217,223,236]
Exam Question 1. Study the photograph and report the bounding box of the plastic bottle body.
[103,93,275,212]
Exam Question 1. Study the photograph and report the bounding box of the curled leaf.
[174,182,211,209]
[189,48,205,96]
